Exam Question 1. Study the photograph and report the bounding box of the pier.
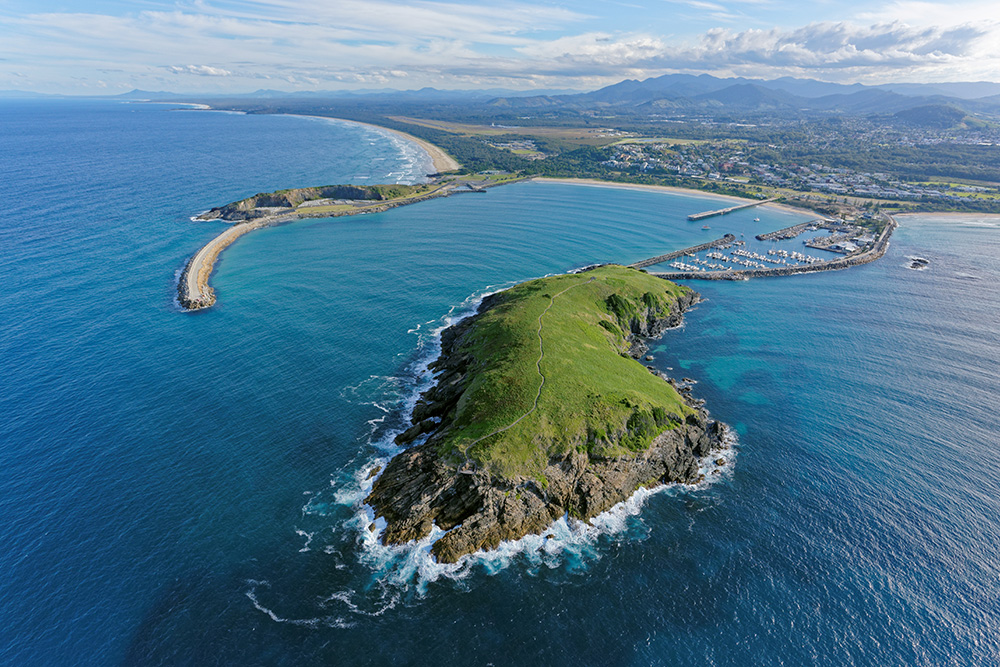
[629,234,736,270]
[755,219,830,241]
[687,197,779,221]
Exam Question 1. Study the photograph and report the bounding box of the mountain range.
[487,74,1000,119]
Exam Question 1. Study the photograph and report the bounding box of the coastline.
[295,114,460,174]
[894,211,1000,220]
[177,111,462,311]
[535,177,811,218]
[188,103,459,174]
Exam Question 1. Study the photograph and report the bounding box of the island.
[365,265,728,563]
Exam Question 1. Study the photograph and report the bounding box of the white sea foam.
[290,285,737,612]
[245,580,354,628]
[335,424,739,595]
[295,529,315,553]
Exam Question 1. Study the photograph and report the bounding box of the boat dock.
[687,197,779,221]
[755,219,830,241]
[629,234,736,270]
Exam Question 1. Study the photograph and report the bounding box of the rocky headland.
[365,265,728,563]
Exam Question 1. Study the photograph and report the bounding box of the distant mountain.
[489,73,1000,117]
[806,89,930,114]
[764,77,867,98]
[691,83,804,109]
[878,82,1000,100]
[0,90,60,99]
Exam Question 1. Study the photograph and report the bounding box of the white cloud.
[168,64,232,76]
[0,1,997,92]
[515,20,1000,82]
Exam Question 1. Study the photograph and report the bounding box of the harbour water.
[1,100,998,665]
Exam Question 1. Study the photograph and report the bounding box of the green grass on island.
[208,183,436,218]
[438,265,697,481]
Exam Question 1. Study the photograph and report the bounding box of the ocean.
[1,100,998,666]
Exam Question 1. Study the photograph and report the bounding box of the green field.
[294,204,356,215]
[435,265,695,480]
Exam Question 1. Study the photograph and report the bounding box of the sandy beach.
[535,177,817,218]
[295,115,460,173]
[895,211,1000,220]
[374,124,460,173]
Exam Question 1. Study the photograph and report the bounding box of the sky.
[1,0,998,94]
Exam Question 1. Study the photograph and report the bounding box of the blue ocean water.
[1,100,999,666]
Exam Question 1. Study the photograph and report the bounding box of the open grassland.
[437,265,695,480]
[293,203,356,215]
[611,137,713,146]
[460,173,525,185]
[390,116,630,147]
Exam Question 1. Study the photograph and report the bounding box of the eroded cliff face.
[196,185,393,221]
[365,278,726,564]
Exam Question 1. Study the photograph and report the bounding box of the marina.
[631,214,896,280]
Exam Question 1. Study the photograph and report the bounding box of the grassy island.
[435,265,696,479]
[368,265,726,562]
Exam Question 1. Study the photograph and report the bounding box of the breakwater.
[179,176,528,311]
[178,216,287,310]
[629,234,737,269]
[650,217,897,281]
[687,197,779,221]
[755,219,830,241]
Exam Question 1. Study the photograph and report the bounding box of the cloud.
[168,64,232,76]
[514,20,1000,81]
[0,0,998,92]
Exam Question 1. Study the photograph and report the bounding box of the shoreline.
[535,177,813,218]
[177,169,903,312]
[894,211,1000,220]
[188,103,460,175]
[294,114,460,174]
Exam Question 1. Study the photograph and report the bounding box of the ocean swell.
[244,282,740,628]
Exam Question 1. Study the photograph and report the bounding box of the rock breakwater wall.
[651,217,897,282]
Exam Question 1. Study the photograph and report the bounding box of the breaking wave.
[248,284,738,625]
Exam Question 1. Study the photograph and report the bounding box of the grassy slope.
[438,265,696,480]
[226,183,432,211]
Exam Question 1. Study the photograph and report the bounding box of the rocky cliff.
[365,266,727,563]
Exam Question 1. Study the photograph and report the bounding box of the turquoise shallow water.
[1,100,999,665]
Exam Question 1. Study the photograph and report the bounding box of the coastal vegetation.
[196,183,435,221]
[425,265,695,480]
[201,88,1000,216]
[366,265,726,561]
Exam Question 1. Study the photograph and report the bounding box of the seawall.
[630,235,737,269]
[179,176,530,311]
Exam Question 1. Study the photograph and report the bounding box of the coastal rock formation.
[365,266,726,563]
[196,184,428,221]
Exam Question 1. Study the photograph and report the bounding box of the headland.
[178,175,522,310]
[365,265,728,563]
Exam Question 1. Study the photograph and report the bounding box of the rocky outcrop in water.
[365,279,725,563]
